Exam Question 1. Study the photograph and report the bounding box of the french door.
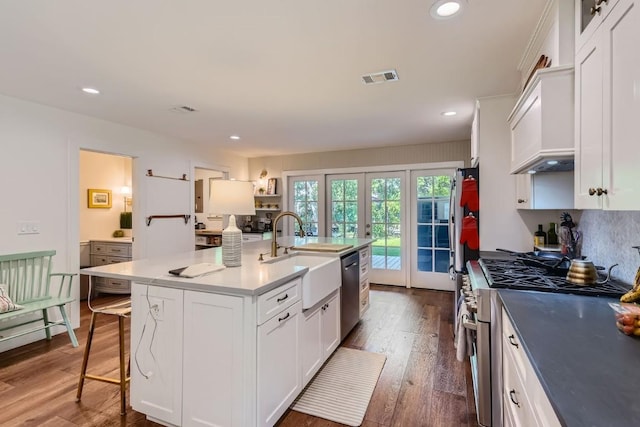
[326,172,405,286]
[365,172,405,286]
[290,166,456,289]
[410,169,453,290]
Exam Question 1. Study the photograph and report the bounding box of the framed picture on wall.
[267,178,277,195]
[87,189,112,208]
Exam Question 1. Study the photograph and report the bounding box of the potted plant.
[119,211,132,237]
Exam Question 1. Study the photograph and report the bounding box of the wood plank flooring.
[0,286,478,427]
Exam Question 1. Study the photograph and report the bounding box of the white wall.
[79,151,132,241]
[0,93,248,352]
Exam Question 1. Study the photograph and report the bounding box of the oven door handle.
[462,314,477,331]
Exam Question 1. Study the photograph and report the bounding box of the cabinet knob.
[590,5,601,15]
[596,0,609,5]
[596,187,608,196]
[517,198,527,204]
[588,188,597,196]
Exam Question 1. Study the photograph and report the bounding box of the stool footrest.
[83,374,130,385]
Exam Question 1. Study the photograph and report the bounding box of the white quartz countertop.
[81,236,373,296]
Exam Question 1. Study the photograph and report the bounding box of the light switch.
[18,220,41,235]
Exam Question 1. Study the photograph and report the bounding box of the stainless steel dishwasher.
[340,251,360,341]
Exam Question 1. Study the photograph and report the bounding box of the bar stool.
[76,298,132,415]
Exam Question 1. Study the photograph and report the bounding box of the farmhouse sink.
[264,254,341,309]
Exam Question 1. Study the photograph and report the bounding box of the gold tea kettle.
[566,259,618,285]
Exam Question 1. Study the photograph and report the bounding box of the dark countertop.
[499,290,640,426]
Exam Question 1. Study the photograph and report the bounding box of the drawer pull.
[509,390,520,407]
[278,312,290,322]
[508,334,519,348]
[276,294,289,303]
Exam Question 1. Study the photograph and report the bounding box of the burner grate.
[479,258,631,297]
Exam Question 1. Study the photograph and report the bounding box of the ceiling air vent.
[361,69,399,85]
[170,105,198,113]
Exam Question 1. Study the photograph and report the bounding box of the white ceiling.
[0,0,547,158]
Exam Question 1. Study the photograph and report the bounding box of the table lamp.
[209,180,256,267]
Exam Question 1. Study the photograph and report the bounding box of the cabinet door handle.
[596,187,608,196]
[278,312,290,322]
[276,294,289,303]
[517,198,527,204]
[588,187,597,196]
[590,5,601,15]
[596,0,608,5]
[509,390,521,407]
[508,334,519,348]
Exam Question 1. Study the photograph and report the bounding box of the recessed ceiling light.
[229,135,241,140]
[430,0,465,19]
[527,170,537,174]
[441,111,457,116]
[81,87,100,95]
[546,160,559,165]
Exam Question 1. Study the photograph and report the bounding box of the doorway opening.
[79,149,134,300]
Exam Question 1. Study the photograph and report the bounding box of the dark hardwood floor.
[0,286,478,427]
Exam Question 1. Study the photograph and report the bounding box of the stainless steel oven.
[462,262,498,427]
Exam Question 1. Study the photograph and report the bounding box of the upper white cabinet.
[470,101,480,167]
[574,0,640,209]
[575,0,621,51]
[508,66,575,174]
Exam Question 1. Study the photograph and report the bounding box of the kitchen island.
[81,236,372,427]
[499,290,640,426]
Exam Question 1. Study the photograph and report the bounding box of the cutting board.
[292,243,354,252]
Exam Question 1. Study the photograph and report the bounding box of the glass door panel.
[366,172,405,286]
[288,176,324,236]
[327,174,364,239]
[411,170,454,290]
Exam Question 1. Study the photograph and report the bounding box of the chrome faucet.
[271,211,306,257]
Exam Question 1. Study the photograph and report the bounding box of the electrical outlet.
[17,220,40,235]
[150,300,164,321]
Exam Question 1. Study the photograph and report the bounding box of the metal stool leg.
[76,311,98,402]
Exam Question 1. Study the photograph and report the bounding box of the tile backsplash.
[579,210,640,284]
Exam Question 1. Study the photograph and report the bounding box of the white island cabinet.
[82,236,374,427]
[131,277,303,427]
[300,289,340,387]
[131,283,250,426]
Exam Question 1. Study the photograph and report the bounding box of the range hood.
[515,153,574,174]
[508,66,574,174]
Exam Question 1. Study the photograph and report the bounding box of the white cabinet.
[257,301,302,427]
[508,66,574,174]
[575,0,640,210]
[502,309,561,427]
[470,101,480,167]
[515,172,574,210]
[359,246,370,316]
[575,0,621,52]
[300,290,340,387]
[131,277,304,427]
[183,291,246,426]
[130,283,184,426]
[131,283,246,427]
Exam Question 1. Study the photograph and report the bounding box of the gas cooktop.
[479,258,631,298]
